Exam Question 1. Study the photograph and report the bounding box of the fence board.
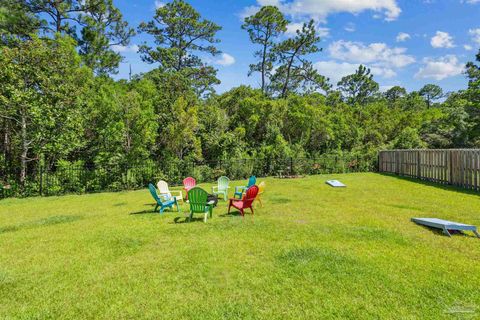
[379,149,480,191]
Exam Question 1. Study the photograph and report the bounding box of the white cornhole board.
[326,180,346,188]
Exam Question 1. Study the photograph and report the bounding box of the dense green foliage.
[1,173,479,318]
[1,0,480,194]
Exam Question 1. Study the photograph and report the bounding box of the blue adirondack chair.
[234,175,256,199]
[148,183,179,214]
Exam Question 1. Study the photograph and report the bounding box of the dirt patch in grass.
[270,196,291,204]
[341,226,410,245]
[0,215,83,234]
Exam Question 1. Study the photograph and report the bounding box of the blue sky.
[113,0,480,94]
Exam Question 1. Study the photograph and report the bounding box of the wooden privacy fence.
[378,149,480,191]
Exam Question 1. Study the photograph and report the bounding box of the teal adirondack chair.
[211,176,230,200]
[234,175,256,199]
[187,187,213,222]
[148,183,179,214]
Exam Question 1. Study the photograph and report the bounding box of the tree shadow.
[378,173,480,196]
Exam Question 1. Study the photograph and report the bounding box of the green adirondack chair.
[187,187,213,222]
[211,176,229,200]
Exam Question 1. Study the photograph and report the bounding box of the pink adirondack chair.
[183,177,196,200]
[228,185,259,217]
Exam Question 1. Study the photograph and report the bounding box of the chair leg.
[258,197,263,208]
[160,206,164,214]
[154,204,159,212]
[250,206,254,215]
[228,203,232,214]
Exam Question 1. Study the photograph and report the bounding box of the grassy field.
[1,173,479,319]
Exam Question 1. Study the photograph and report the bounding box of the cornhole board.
[411,217,480,238]
[326,180,346,188]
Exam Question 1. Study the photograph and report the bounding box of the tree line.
[1,0,480,191]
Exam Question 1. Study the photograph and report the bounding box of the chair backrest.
[242,185,259,207]
[247,175,256,188]
[183,177,196,189]
[217,176,229,190]
[258,181,266,194]
[157,180,170,194]
[188,187,208,213]
[148,183,161,203]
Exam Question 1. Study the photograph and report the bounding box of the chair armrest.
[235,186,246,193]
[212,186,218,192]
[159,193,171,201]
[172,190,183,198]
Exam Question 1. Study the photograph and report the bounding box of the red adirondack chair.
[228,185,259,217]
[183,177,196,200]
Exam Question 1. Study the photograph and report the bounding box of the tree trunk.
[261,43,267,94]
[20,111,28,185]
[54,1,62,33]
[2,119,9,178]
[281,57,294,98]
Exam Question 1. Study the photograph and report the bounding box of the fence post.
[416,150,421,179]
[449,150,453,185]
[290,157,294,176]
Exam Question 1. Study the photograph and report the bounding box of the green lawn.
[1,173,479,319]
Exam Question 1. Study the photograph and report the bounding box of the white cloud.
[328,40,415,68]
[430,31,455,48]
[469,28,480,44]
[243,0,401,22]
[463,0,480,4]
[396,32,410,42]
[155,1,165,8]
[344,23,355,32]
[112,44,139,53]
[314,60,395,85]
[215,53,236,66]
[464,44,473,50]
[285,22,304,35]
[415,55,464,80]
[380,85,395,92]
[285,22,329,37]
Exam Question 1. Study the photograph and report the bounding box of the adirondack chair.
[257,181,266,207]
[211,176,230,200]
[157,180,183,203]
[187,187,213,222]
[234,175,256,199]
[228,185,259,217]
[183,177,196,200]
[148,183,179,214]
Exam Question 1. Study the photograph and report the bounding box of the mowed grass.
[1,173,479,319]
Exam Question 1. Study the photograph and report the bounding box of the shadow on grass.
[129,209,155,215]
[219,211,243,218]
[113,202,127,207]
[0,215,83,234]
[415,224,478,238]
[379,173,480,196]
[172,216,206,224]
